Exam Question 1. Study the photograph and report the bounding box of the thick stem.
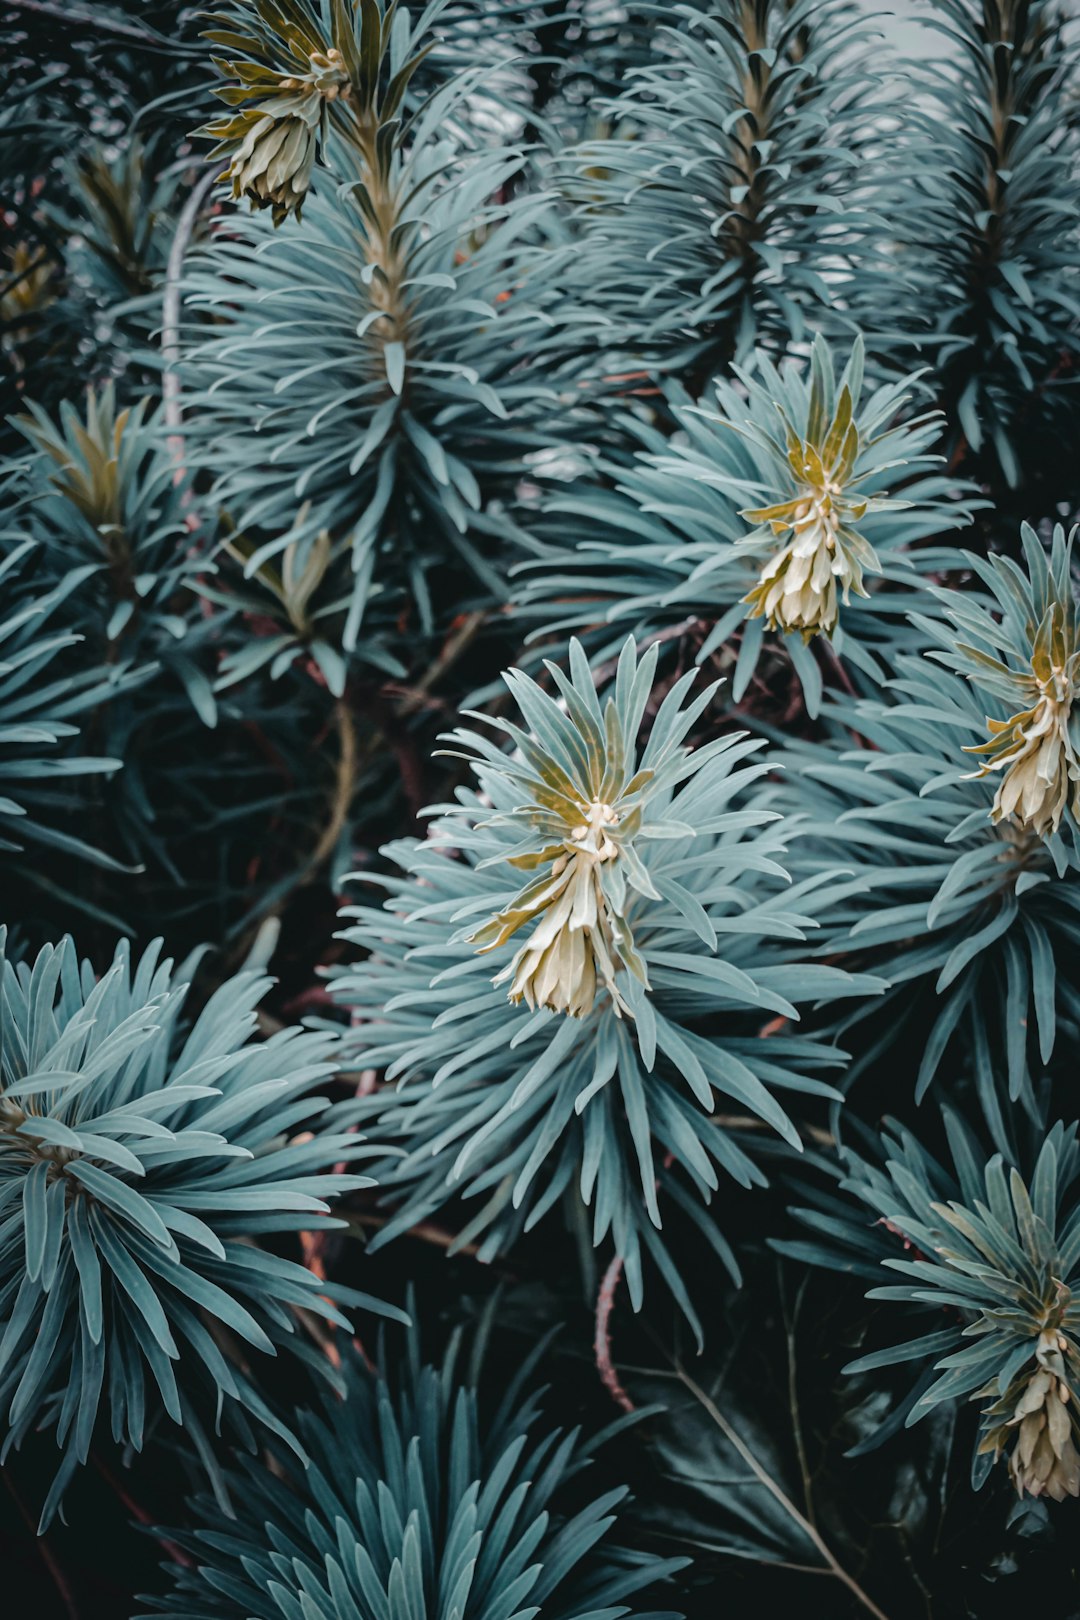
[353,120,409,365]
[729,0,772,269]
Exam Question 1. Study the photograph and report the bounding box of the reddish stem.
[2,1471,81,1618]
[90,1455,195,1570]
[594,1255,635,1414]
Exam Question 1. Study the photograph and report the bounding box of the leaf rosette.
[332,637,879,1331]
[0,931,395,1525]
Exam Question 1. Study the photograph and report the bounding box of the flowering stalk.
[830,1118,1080,1502]
[204,45,348,223]
[926,523,1080,837]
[963,599,1080,835]
[459,639,713,1019]
[471,772,648,1019]
[978,1306,1080,1502]
[737,335,911,640]
[200,1,434,225]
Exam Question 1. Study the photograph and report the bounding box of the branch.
[672,1360,890,1620]
[162,164,217,465]
[305,697,358,877]
[2,1472,80,1619]
[391,611,487,716]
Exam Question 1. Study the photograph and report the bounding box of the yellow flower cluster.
[209,48,350,225]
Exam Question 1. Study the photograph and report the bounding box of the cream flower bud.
[207,45,351,226]
[967,695,1079,836]
[481,799,633,1019]
[737,369,885,642]
[963,622,1080,838]
[226,114,319,226]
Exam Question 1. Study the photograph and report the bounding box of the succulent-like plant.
[763,535,1080,1104]
[0,533,138,908]
[331,637,879,1331]
[735,340,914,642]
[186,0,581,649]
[917,524,1080,837]
[879,0,1080,502]
[139,1332,686,1620]
[56,138,175,307]
[0,930,396,1526]
[13,386,218,728]
[516,335,969,714]
[787,1110,1080,1502]
[559,0,880,383]
[0,241,56,328]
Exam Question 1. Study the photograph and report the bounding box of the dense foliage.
[2,0,1079,1615]
[140,1329,686,1620]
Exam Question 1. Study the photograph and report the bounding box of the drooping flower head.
[736,334,924,640]
[458,638,720,1018]
[200,0,433,225]
[204,45,346,224]
[926,525,1080,837]
[186,2,573,651]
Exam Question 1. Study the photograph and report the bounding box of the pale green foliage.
[916,525,1080,836]
[332,638,879,1335]
[140,1336,687,1619]
[0,930,396,1525]
[790,1113,1080,1501]
[517,334,968,715]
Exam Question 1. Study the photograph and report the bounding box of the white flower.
[485,800,636,1018]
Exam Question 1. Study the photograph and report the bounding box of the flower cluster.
[735,337,918,640]
[332,637,878,1330]
[515,333,965,716]
[204,37,349,223]
[200,0,433,226]
[761,532,1080,1104]
[926,525,1080,837]
[461,640,716,1019]
[980,1314,1080,1501]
